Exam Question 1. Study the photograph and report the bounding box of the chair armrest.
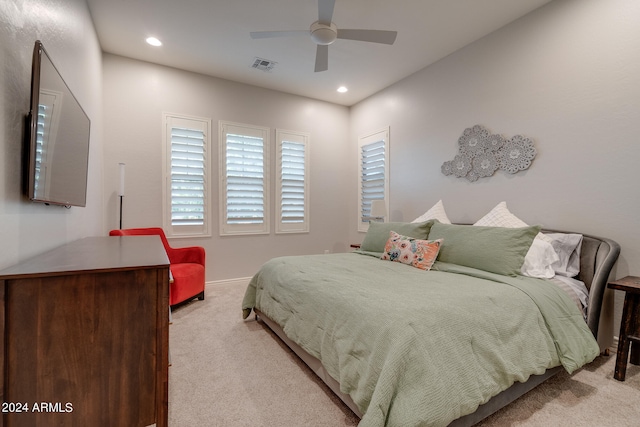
[167,246,205,266]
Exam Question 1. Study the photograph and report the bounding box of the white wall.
[349,0,640,333]
[102,54,351,281]
[0,0,103,270]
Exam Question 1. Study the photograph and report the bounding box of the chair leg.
[168,291,205,311]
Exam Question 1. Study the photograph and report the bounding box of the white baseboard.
[206,277,252,287]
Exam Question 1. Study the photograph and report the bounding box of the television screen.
[25,40,91,207]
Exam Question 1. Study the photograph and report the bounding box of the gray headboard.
[542,230,620,340]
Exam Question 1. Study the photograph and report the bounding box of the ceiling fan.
[250,0,397,72]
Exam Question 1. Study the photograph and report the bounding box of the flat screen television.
[24,40,91,207]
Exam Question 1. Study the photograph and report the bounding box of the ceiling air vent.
[251,57,277,72]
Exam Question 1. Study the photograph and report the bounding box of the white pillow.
[520,237,559,278]
[474,201,552,242]
[474,201,558,278]
[411,200,451,224]
[473,201,527,228]
[546,233,583,277]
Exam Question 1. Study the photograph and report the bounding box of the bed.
[242,219,620,426]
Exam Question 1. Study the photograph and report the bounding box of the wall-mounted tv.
[24,40,91,207]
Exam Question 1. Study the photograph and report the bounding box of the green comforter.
[242,253,599,427]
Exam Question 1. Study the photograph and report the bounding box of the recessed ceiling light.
[146,37,162,47]
[337,86,348,93]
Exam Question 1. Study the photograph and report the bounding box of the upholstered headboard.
[542,230,620,346]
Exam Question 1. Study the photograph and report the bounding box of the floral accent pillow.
[381,231,443,271]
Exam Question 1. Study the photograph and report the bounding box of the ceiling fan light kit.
[310,21,338,45]
[250,0,397,72]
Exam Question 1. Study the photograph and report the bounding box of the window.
[358,128,389,232]
[219,121,270,235]
[276,129,310,234]
[163,113,211,237]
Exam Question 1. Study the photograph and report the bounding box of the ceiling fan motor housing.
[310,21,337,45]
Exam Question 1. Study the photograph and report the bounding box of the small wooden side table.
[608,276,640,381]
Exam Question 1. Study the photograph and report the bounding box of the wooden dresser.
[0,236,169,427]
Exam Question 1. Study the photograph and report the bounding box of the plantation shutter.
[276,130,309,233]
[281,141,305,223]
[163,113,211,237]
[358,128,389,232]
[225,133,265,224]
[361,140,385,221]
[220,122,270,235]
[170,126,206,226]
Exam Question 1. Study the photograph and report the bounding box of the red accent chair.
[109,227,205,307]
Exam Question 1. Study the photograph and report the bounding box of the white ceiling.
[86,0,554,106]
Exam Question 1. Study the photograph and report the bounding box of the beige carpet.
[169,282,640,426]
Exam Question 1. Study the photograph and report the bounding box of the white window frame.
[219,121,270,236]
[276,129,310,234]
[162,113,212,238]
[358,127,389,233]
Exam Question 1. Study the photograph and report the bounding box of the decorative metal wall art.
[441,125,536,182]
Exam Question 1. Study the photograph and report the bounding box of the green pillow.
[427,223,540,276]
[360,220,436,253]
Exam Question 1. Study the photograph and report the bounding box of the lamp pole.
[118,163,125,229]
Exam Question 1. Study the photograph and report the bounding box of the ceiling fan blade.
[317,0,336,25]
[314,45,328,72]
[337,29,397,45]
[250,30,308,39]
